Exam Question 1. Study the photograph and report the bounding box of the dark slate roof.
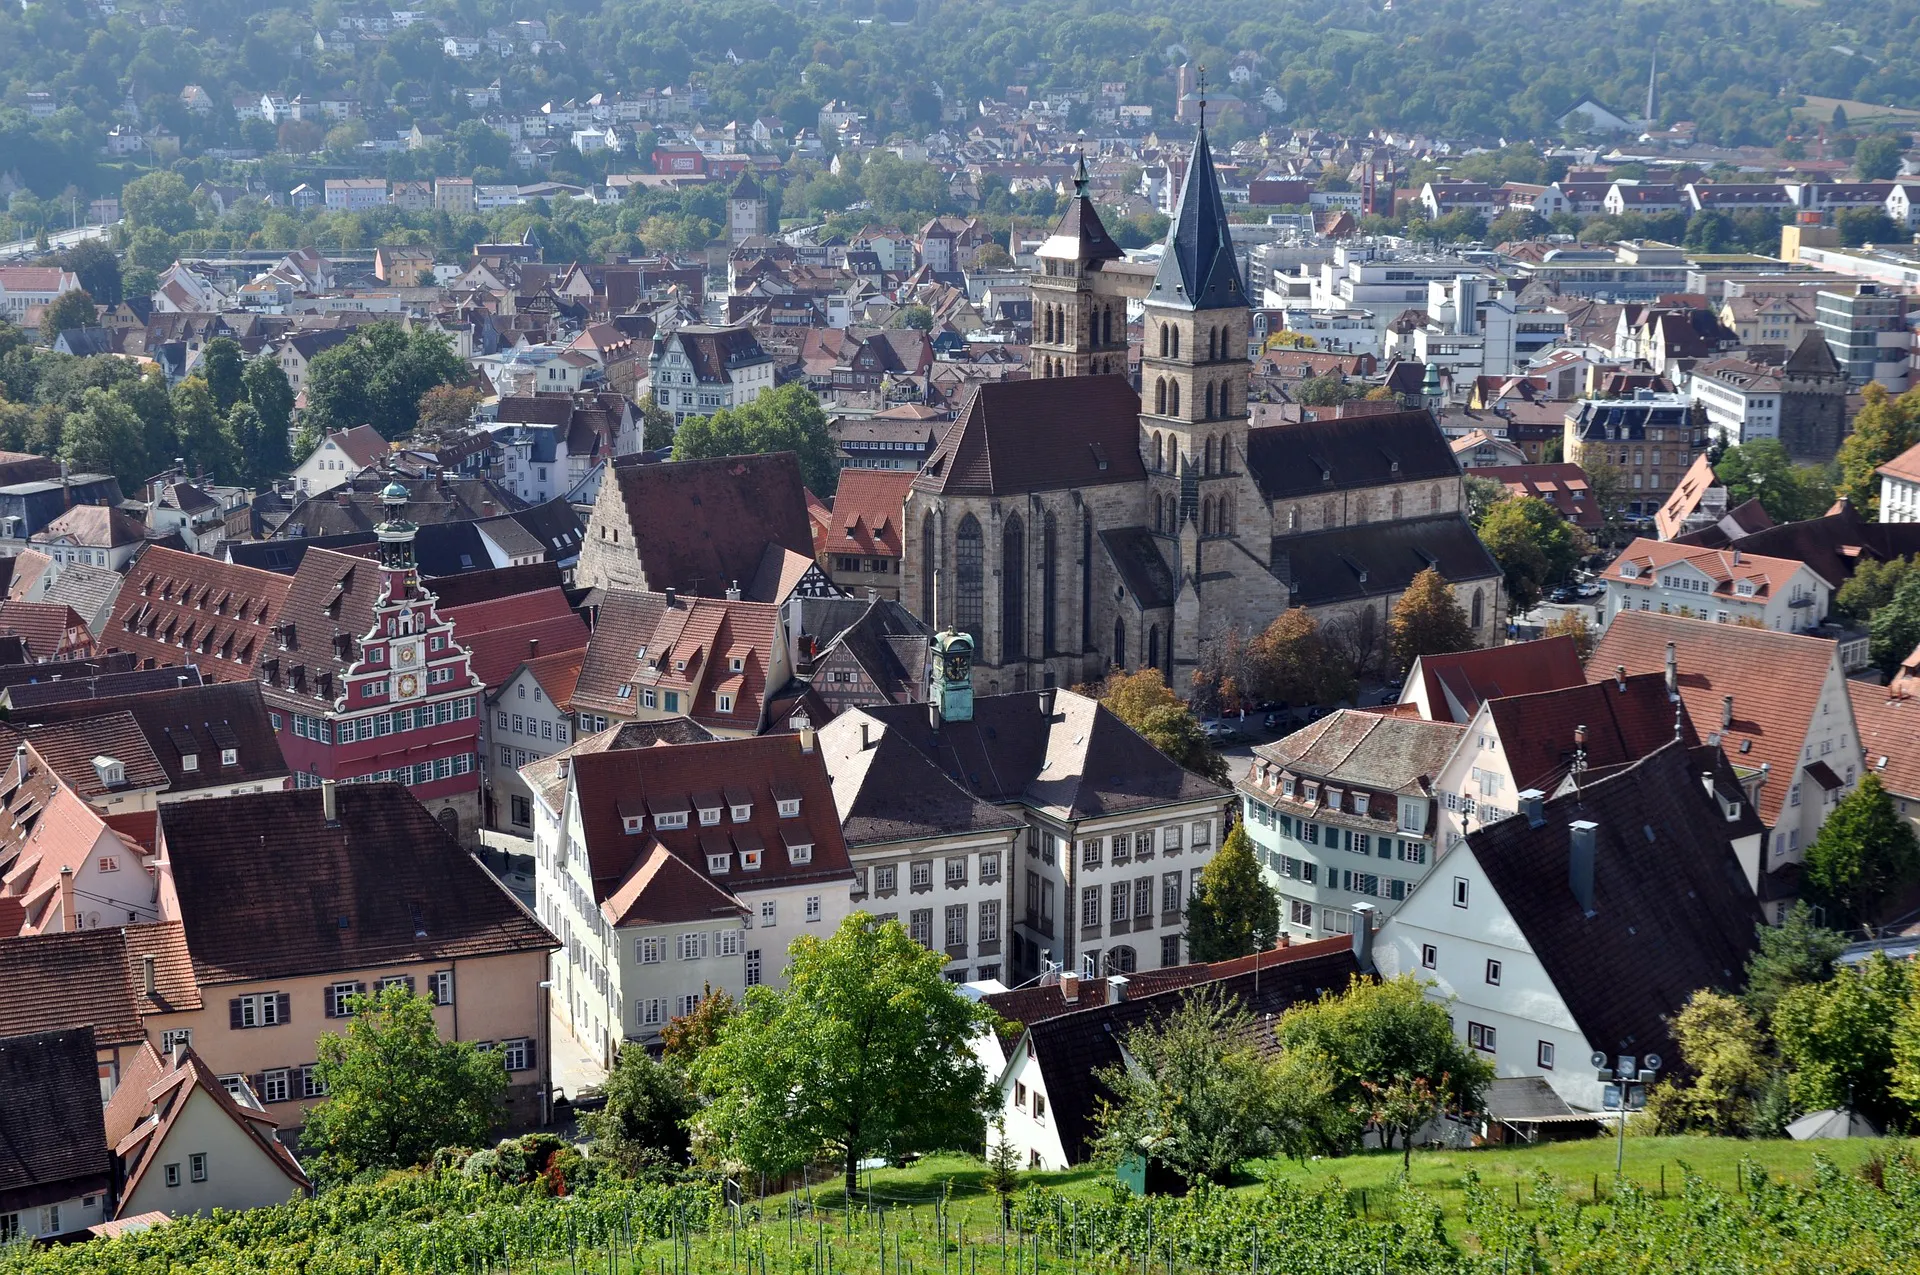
[1268,515,1501,609]
[1098,527,1177,610]
[1245,411,1461,500]
[605,452,818,596]
[1783,330,1841,377]
[912,376,1146,497]
[0,1027,111,1208]
[1673,500,1920,591]
[859,688,1228,817]
[8,680,289,794]
[2,665,204,710]
[0,652,135,692]
[820,711,1025,848]
[159,785,555,984]
[1043,158,1124,265]
[813,598,929,703]
[1149,125,1244,312]
[1023,949,1358,1162]
[1465,739,1765,1067]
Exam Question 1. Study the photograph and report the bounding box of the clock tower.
[931,627,975,724]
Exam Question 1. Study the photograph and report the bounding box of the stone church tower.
[1028,155,1132,380]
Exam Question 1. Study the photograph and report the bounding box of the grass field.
[1794,94,1920,127]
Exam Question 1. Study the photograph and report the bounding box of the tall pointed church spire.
[1644,49,1658,124]
[1149,105,1244,312]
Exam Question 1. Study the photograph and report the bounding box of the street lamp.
[1593,1050,1661,1175]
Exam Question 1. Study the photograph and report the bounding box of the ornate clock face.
[397,645,418,665]
[397,673,420,699]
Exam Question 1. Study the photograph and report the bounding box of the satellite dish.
[1590,1050,1610,1069]
[1642,1053,1662,1072]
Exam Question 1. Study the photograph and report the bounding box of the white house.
[0,266,82,322]
[1600,538,1831,634]
[290,424,387,496]
[1374,741,1766,1114]
[485,650,581,833]
[1878,440,1920,524]
[648,325,775,425]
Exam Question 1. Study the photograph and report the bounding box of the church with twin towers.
[901,115,1503,696]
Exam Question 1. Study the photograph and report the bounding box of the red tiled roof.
[1848,682,1920,805]
[109,547,291,683]
[569,733,851,895]
[108,1044,311,1208]
[443,587,588,691]
[0,922,195,1047]
[1407,637,1586,723]
[1604,537,1816,602]
[603,452,820,594]
[828,469,915,559]
[1587,611,1840,826]
[1878,440,1920,487]
[37,504,147,548]
[1469,463,1602,531]
[599,841,750,927]
[3,784,147,934]
[1486,672,1697,793]
[0,600,93,661]
[575,589,780,732]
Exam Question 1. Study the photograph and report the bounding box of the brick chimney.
[1058,969,1079,1003]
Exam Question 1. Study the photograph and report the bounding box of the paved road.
[0,222,115,261]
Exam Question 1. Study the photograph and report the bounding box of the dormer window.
[180,753,198,772]
[729,657,744,673]
[1619,562,1639,579]
[741,849,762,870]
[1282,776,1296,797]
[1735,580,1755,597]
[221,748,238,766]
[635,645,647,662]
[622,815,644,834]
[787,841,813,864]
[1303,782,1319,802]
[730,804,752,821]
[716,694,735,713]
[674,660,686,672]
[1325,787,1342,810]
[777,798,800,818]
[655,811,688,829]
[699,806,721,826]
[708,853,731,874]
[1353,793,1370,816]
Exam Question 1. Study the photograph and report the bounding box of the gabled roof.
[1674,500,1920,590]
[158,785,554,984]
[442,586,588,691]
[1604,537,1817,601]
[912,376,1146,497]
[574,589,780,731]
[599,842,750,927]
[1847,681,1920,804]
[109,547,291,683]
[36,504,146,548]
[0,600,90,659]
[1587,611,1841,826]
[1267,515,1501,611]
[820,711,1025,847]
[0,925,197,1048]
[0,1027,111,1206]
[603,452,819,593]
[859,688,1228,818]
[1462,739,1764,1070]
[826,469,915,558]
[9,681,289,795]
[1486,672,1696,794]
[1251,709,1463,798]
[1245,410,1460,500]
[1149,124,1243,312]
[520,717,716,813]
[1406,637,1587,723]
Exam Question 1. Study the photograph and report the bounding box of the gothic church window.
[1042,513,1058,654]
[955,515,983,642]
[1002,516,1025,661]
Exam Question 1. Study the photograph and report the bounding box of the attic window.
[622,815,644,834]
[1735,580,1756,597]
[674,660,687,672]
[777,798,801,818]
[221,748,238,767]
[699,806,721,826]
[1619,562,1639,579]
[635,645,647,662]
[655,811,688,830]
[786,841,813,865]
[741,849,763,870]
[180,753,199,772]
[616,684,634,699]
[730,657,744,673]
[708,853,731,874]
[731,803,752,821]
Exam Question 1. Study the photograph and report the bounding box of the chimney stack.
[1037,686,1056,719]
[141,954,157,997]
[321,778,339,825]
[726,580,742,601]
[1721,694,1733,729]
[1059,969,1079,1003]
[1663,641,1677,697]
[798,724,816,754]
[528,637,540,659]
[664,587,677,608]
[860,720,874,750]
[1519,788,1546,828]
[1569,820,1598,916]
[1350,901,1377,970]
[1615,664,1627,691]
[1106,975,1129,1005]
[58,866,76,930]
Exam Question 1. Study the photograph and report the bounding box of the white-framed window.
[805,895,822,921]
[1452,877,1470,908]
[945,856,968,885]
[980,852,1000,882]
[875,864,897,891]
[655,811,688,829]
[716,929,742,957]
[1485,958,1502,985]
[1421,943,1437,969]
[760,900,777,926]
[160,1027,193,1054]
[637,936,664,963]
[716,693,734,713]
[501,1038,532,1071]
[741,849,763,870]
[708,853,731,874]
[677,932,708,960]
[639,998,667,1026]
[788,842,813,864]
[232,992,287,1028]
[778,798,801,817]
[1537,1040,1556,1070]
[164,1163,181,1188]
[261,1068,290,1103]
[301,1064,328,1098]
[190,1153,208,1182]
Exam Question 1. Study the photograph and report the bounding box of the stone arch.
[1155,378,1167,414]
[1104,945,1137,974]
[1159,324,1170,357]
[1471,587,1484,630]
[955,513,983,641]
[1167,381,1180,415]
[1102,305,1114,346]
[1147,625,1160,673]
[1354,493,1369,524]
[1001,514,1025,662]
[1087,307,1098,346]
[921,514,937,619]
[1113,615,1127,669]
[1429,483,1443,512]
[1204,382,1216,419]
[1170,327,1180,358]
[1042,511,1058,655]
[1152,432,1164,471]
[1324,498,1338,528]
[1391,489,1403,519]
[438,808,461,839]
[1081,509,1093,650]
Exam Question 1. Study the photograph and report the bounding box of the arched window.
[1168,381,1180,415]
[1200,500,1211,535]
[1170,327,1180,358]
[921,514,937,620]
[1103,306,1113,346]
[1147,625,1160,672]
[1325,498,1338,527]
[1081,510,1093,650]
[1220,381,1233,415]
[1354,494,1369,524]
[1155,379,1167,414]
[1430,483,1443,512]
[1391,490,1403,519]
[955,514,983,642]
[1152,432,1164,471]
[1002,515,1025,661]
[1207,327,1217,361]
[1159,325,1169,357]
[1471,587,1484,629]
[1204,383,1215,419]
[1113,615,1127,669]
[1288,507,1299,531]
[1042,512,1058,655]
[1087,308,1098,346]
[1042,306,1053,344]
[1103,945,1136,974]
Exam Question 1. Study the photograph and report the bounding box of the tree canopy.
[1476,495,1582,613]
[1389,569,1477,671]
[1714,438,1835,524]
[1184,822,1280,963]
[303,322,466,440]
[670,381,838,497]
[1803,773,1919,927]
[1096,668,1227,784]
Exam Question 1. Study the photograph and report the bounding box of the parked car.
[1263,712,1281,730]
[1550,586,1578,603]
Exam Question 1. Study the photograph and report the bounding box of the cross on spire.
[1197,64,1208,129]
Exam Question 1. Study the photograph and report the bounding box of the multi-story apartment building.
[1238,710,1463,940]
[530,728,852,1064]
[1816,284,1911,392]
[484,649,581,833]
[1562,390,1709,519]
[1600,538,1831,634]
[647,325,774,425]
[322,178,389,211]
[1878,441,1920,524]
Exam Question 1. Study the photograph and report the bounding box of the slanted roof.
[107,1044,310,1209]
[0,925,199,1048]
[573,588,779,732]
[912,376,1145,497]
[1406,636,1589,723]
[0,1027,111,1206]
[828,468,915,558]
[520,716,716,813]
[442,586,588,691]
[1245,411,1461,500]
[9,680,289,795]
[604,452,819,594]
[1463,739,1764,1071]
[1267,515,1501,611]
[158,785,555,984]
[110,547,291,683]
[820,711,1025,848]
[1848,681,1920,804]
[599,842,750,927]
[1148,124,1243,312]
[1486,672,1697,793]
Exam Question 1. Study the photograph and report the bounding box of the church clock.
[931,628,975,724]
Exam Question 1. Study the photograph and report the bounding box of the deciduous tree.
[201,337,244,413]
[1184,823,1279,962]
[1643,990,1768,1135]
[1743,901,1849,1020]
[1478,495,1579,612]
[1389,568,1476,672]
[1836,384,1920,516]
[39,288,96,345]
[1097,669,1227,783]
[416,384,482,439]
[692,914,998,1197]
[1544,609,1595,660]
[302,984,508,1183]
[671,381,839,496]
[1251,608,1355,707]
[1714,438,1834,524]
[1870,573,1920,676]
[660,987,738,1064]
[59,387,143,488]
[1774,952,1911,1127]
[1804,773,1919,926]
[583,1047,698,1176]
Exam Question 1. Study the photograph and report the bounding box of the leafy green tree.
[1464,475,1512,526]
[122,265,159,304]
[1360,1075,1445,1171]
[692,914,998,1196]
[1773,952,1911,1126]
[583,1047,698,1176]
[302,983,508,1183]
[671,381,839,496]
[1275,974,1494,1153]
[1543,609,1595,660]
[1389,568,1477,671]
[640,393,675,451]
[116,368,176,476]
[1097,668,1227,783]
[200,336,244,413]
[1185,823,1280,962]
[121,171,197,235]
[983,1116,1021,1222]
[61,239,121,305]
[1251,607,1356,707]
[1744,901,1848,1020]
[1870,573,1920,676]
[304,322,466,440]
[1485,208,1547,243]
[1642,990,1769,1135]
[1292,373,1362,406]
[896,305,933,331]
[1836,384,1920,515]
[1714,438,1834,523]
[661,986,738,1064]
[1804,773,1919,927]
[242,355,296,444]
[1855,135,1904,182]
[172,376,235,482]
[39,288,97,345]
[59,387,144,487]
[1092,990,1332,1186]
[416,384,482,439]
[1838,207,1899,248]
[1477,495,1580,612]
[1835,554,1918,624]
